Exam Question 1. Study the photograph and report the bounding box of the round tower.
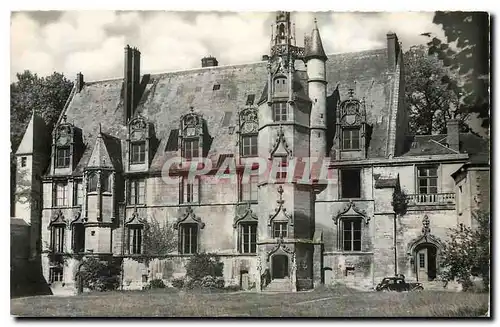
[305,19,328,159]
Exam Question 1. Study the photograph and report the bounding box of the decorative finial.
[348,88,355,99]
[314,17,318,26]
[99,123,102,134]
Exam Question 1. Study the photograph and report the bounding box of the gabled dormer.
[126,115,156,172]
[238,107,258,158]
[50,115,83,175]
[179,108,212,163]
[333,89,369,160]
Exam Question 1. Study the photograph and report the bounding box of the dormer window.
[273,102,287,122]
[239,107,258,157]
[55,124,72,168]
[128,116,149,167]
[180,109,208,162]
[335,89,368,158]
[56,147,71,168]
[342,127,360,150]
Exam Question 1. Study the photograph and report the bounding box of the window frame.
[340,169,361,199]
[54,182,69,207]
[239,174,258,202]
[272,102,287,122]
[241,134,258,157]
[183,138,200,160]
[50,224,65,253]
[130,141,146,164]
[239,223,257,254]
[72,223,85,253]
[55,146,71,168]
[127,178,146,205]
[128,226,143,255]
[87,173,98,193]
[21,156,27,167]
[272,221,288,238]
[417,166,438,195]
[180,177,200,204]
[73,180,83,206]
[179,223,198,254]
[342,127,361,150]
[49,266,64,283]
[341,218,362,252]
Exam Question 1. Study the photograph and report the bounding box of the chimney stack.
[124,45,141,124]
[76,72,84,93]
[446,119,460,152]
[386,32,400,72]
[201,56,218,68]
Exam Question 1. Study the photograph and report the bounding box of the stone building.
[13,12,489,295]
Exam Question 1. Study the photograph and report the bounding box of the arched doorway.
[414,243,438,281]
[271,255,289,279]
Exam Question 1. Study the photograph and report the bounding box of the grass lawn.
[11,286,489,318]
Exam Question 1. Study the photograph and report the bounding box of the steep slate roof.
[16,112,48,155]
[57,48,393,174]
[402,133,490,160]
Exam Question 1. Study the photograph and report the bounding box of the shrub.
[149,279,166,289]
[171,277,184,289]
[78,257,121,292]
[224,284,241,292]
[185,253,223,280]
[215,277,225,289]
[184,278,202,290]
[201,275,216,288]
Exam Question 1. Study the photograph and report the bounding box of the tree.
[424,12,490,129]
[439,210,490,291]
[404,45,469,135]
[142,215,177,257]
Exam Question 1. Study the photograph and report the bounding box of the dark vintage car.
[375,275,424,292]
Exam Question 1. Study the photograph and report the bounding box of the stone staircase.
[264,277,293,293]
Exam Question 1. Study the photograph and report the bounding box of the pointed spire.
[304,18,327,61]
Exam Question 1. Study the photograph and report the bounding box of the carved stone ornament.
[125,207,146,226]
[174,206,205,230]
[270,126,292,157]
[332,200,370,225]
[70,209,87,226]
[57,124,72,146]
[48,209,67,229]
[268,185,293,226]
[129,116,148,141]
[233,203,258,228]
[267,237,295,261]
[422,215,431,236]
[180,109,203,137]
[239,107,258,134]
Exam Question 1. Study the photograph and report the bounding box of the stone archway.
[414,243,438,281]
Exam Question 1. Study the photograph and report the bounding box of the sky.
[10,11,447,82]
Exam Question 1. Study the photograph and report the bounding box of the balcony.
[407,193,455,210]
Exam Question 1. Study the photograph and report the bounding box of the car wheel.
[382,288,390,292]
[413,286,423,291]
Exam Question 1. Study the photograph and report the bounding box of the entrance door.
[272,255,289,279]
[416,244,438,281]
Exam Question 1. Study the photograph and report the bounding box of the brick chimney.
[124,45,141,124]
[201,56,218,68]
[386,32,400,72]
[75,72,84,93]
[446,119,460,152]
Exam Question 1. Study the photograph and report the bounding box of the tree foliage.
[185,252,224,281]
[404,45,470,135]
[424,12,490,129]
[10,70,74,153]
[142,216,177,257]
[439,210,490,291]
[392,187,408,217]
[78,257,121,292]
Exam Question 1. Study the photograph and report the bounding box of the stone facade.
[12,12,489,295]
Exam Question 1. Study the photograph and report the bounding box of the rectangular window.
[340,169,361,199]
[49,266,64,283]
[21,156,27,167]
[74,180,83,206]
[276,157,288,180]
[180,224,198,254]
[72,224,85,253]
[56,147,71,168]
[129,227,143,254]
[240,174,258,202]
[240,223,257,254]
[272,222,288,238]
[273,102,287,122]
[130,142,146,164]
[183,139,200,160]
[55,182,68,207]
[51,225,65,253]
[342,128,361,150]
[342,219,362,252]
[181,177,199,204]
[241,135,258,157]
[128,179,145,205]
[417,166,438,195]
